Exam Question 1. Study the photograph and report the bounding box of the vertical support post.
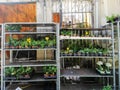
[111,23,116,90]
[95,0,99,28]
[117,21,120,90]
[1,24,4,90]
[59,0,62,27]
[56,24,60,90]
[2,24,6,90]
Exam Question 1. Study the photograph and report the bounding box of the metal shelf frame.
[61,69,114,77]
[115,21,120,90]
[0,24,3,90]
[2,22,60,90]
[59,26,116,89]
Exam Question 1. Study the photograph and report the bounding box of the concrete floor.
[7,83,104,90]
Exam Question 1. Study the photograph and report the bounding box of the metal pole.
[95,0,99,28]
[117,21,120,89]
[111,23,116,90]
[59,0,62,27]
[1,24,4,90]
[56,23,60,90]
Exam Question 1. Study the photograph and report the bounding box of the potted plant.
[31,40,38,49]
[39,40,46,48]
[96,61,105,74]
[66,31,72,36]
[105,62,112,74]
[43,66,57,79]
[16,66,33,80]
[98,49,103,56]
[16,66,26,79]
[77,50,85,56]
[43,66,49,78]
[103,49,108,56]
[26,37,32,48]
[102,85,112,90]
[50,66,57,77]
[5,67,17,79]
[9,37,18,49]
[106,15,115,23]
[60,30,66,36]
[91,48,98,56]
[19,40,25,49]
[85,31,90,37]
[84,48,90,56]
[73,46,78,56]
[5,24,21,32]
[24,67,34,79]
[68,50,73,56]
[47,40,54,48]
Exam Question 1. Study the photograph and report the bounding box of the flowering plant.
[105,62,112,74]
[96,61,105,74]
[105,62,112,68]
[96,61,103,66]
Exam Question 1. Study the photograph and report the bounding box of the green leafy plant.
[25,67,33,75]
[102,85,112,90]
[47,40,54,47]
[31,40,38,48]
[51,66,57,75]
[43,66,57,78]
[5,67,16,76]
[16,66,26,79]
[5,66,34,79]
[39,40,46,48]
[61,30,72,36]
[102,49,108,56]
[5,24,21,32]
[8,37,19,48]
[106,14,117,23]
[19,40,26,48]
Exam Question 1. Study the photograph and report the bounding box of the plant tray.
[96,68,112,75]
[44,75,56,79]
[18,75,31,80]
[96,68,105,75]
[5,73,33,80]
[5,76,16,80]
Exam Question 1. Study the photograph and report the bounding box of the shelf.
[60,55,112,59]
[62,11,93,14]
[61,28,111,30]
[4,48,56,51]
[5,61,56,67]
[4,22,57,27]
[5,73,56,82]
[60,36,112,40]
[61,69,113,77]
[5,31,56,34]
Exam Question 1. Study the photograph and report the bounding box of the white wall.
[99,0,120,26]
[0,0,36,2]
[0,0,120,26]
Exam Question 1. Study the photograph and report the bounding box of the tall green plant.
[102,85,112,90]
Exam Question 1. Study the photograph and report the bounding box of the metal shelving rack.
[59,27,116,89]
[2,22,60,90]
[0,24,3,90]
[115,21,120,90]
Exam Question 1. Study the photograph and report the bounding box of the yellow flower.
[45,37,49,41]
[27,38,31,43]
[85,31,89,35]
[66,47,69,51]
